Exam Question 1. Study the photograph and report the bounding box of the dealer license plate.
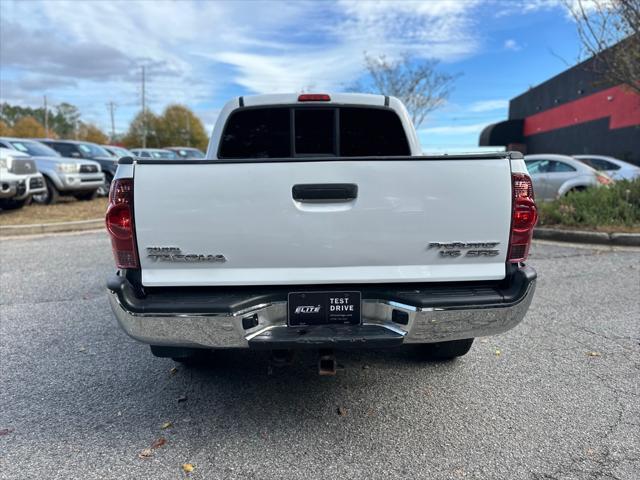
[287,291,361,326]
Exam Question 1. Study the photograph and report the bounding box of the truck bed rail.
[120,151,520,165]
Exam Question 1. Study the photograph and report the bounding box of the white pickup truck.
[106,93,537,372]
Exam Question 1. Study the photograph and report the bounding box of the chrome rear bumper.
[108,267,536,349]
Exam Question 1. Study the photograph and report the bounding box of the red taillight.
[105,178,138,269]
[298,93,331,102]
[509,173,538,263]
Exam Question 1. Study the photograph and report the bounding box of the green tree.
[0,103,36,127]
[0,101,82,138]
[121,110,160,148]
[156,104,208,150]
[77,122,108,144]
[52,103,81,138]
[122,106,207,150]
[0,120,12,136]
[11,116,46,138]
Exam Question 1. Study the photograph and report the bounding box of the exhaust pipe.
[318,349,337,376]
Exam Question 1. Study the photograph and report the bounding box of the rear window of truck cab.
[219,106,410,158]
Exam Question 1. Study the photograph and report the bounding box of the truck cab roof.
[207,93,421,158]
[238,92,387,107]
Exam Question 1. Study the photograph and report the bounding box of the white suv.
[0,148,46,210]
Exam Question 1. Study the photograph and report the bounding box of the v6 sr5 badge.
[428,242,500,258]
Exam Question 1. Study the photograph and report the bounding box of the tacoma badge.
[146,247,226,263]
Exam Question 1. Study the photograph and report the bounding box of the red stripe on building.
[524,85,640,137]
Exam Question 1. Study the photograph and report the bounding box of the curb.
[0,218,104,237]
[534,227,640,246]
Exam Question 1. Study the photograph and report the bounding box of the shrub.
[537,178,640,230]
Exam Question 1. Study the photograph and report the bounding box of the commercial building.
[479,40,640,165]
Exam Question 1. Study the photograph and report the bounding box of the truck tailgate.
[133,157,513,286]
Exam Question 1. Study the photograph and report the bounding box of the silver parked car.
[0,137,104,204]
[0,148,46,210]
[574,155,640,181]
[524,154,613,201]
[130,148,178,159]
[164,147,205,159]
[37,139,118,197]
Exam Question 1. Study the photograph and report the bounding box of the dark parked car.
[37,139,117,196]
[102,145,136,160]
[130,148,178,159]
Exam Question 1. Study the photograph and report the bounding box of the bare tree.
[355,53,459,127]
[566,0,640,95]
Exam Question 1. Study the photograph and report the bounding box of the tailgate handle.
[292,183,358,202]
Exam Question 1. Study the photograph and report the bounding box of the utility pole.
[106,102,117,142]
[43,95,49,138]
[141,66,146,148]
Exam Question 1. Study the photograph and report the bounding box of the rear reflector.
[105,178,139,269]
[508,173,537,263]
[298,93,331,102]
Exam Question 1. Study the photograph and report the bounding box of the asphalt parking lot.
[1,231,638,480]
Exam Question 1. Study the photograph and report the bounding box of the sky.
[0,0,587,152]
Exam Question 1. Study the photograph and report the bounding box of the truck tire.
[566,186,586,196]
[420,338,474,360]
[32,177,59,205]
[97,172,113,197]
[74,190,98,201]
[0,198,28,210]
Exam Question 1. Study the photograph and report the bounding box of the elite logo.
[295,305,321,314]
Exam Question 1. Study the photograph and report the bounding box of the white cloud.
[504,39,521,51]
[212,50,363,94]
[0,0,527,132]
[334,0,481,58]
[2,0,485,95]
[494,0,608,18]
[210,0,484,94]
[468,99,509,112]
[1,0,236,130]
